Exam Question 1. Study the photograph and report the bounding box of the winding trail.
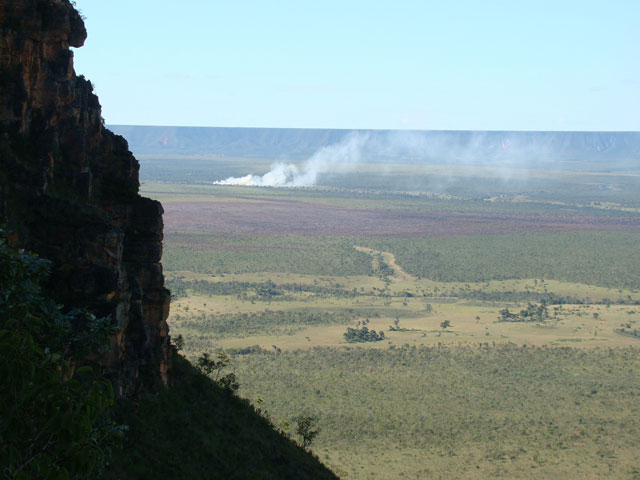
[354,246,417,282]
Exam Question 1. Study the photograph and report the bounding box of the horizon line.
[107,124,640,134]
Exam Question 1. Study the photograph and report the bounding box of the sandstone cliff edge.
[0,0,170,398]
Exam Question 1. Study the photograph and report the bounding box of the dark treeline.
[166,277,365,301]
[167,277,640,306]
[498,303,550,323]
[177,310,359,337]
[449,289,640,305]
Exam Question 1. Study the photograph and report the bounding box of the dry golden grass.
[168,266,640,358]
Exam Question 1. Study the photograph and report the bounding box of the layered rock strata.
[0,0,170,397]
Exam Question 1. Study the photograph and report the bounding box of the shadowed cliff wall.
[0,0,170,398]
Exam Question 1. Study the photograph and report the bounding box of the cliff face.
[0,0,170,398]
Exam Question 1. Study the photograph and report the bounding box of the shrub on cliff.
[0,232,117,479]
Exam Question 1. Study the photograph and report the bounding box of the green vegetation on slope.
[0,234,116,479]
[0,234,337,480]
[102,354,337,480]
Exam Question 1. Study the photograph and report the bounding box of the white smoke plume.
[213,130,567,189]
[214,133,369,187]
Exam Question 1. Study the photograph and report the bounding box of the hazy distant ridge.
[110,125,640,160]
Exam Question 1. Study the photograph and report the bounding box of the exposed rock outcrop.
[0,0,170,398]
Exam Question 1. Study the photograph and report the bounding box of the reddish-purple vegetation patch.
[163,200,640,237]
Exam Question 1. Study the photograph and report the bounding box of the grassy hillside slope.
[102,354,337,480]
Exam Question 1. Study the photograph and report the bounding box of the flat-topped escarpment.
[110,124,640,166]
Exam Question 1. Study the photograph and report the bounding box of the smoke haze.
[214,130,556,187]
[108,125,640,196]
[215,133,370,187]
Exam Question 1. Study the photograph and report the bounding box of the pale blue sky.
[72,0,639,131]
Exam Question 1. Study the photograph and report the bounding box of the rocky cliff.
[0,0,170,398]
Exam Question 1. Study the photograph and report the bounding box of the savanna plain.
[141,156,640,479]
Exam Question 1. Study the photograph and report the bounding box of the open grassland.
[143,182,640,479]
[170,276,640,479]
[168,268,640,356]
[231,345,640,479]
[146,182,640,288]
